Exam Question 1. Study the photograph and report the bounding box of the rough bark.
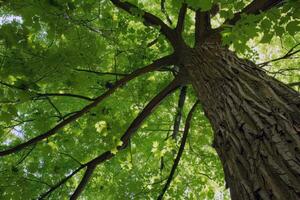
[182,42,300,200]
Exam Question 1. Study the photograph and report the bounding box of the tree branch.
[289,82,300,87]
[0,80,22,90]
[45,97,63,119]
[0,55,175,157]
[0,81,94,102]
[74,68,128,77]
[225,0,284,26]
[70,164,96,200]
[258,43,300,67]
[38,166,86,199]
[172,86,187,140]
[118,78,180,147]
[267,68,300,76]
[157,101,199,200]
[161,0,173,25]
[110,0,176,45]
[147,37,159,47]
[176,3,188,33]
[195,10,211,46]
[23,177,52,188]
[15,145,36,166]
[42,78,180,199]
[59,151,83,166]
[36,93,95,101]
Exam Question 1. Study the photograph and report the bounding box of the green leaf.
[286,21,300,35]
[260,33,273,43]
[186,0,212,11]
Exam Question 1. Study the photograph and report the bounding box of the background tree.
[0,0,299,199]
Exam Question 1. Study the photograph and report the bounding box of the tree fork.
[39,78,181,199]
[69,78,181,199]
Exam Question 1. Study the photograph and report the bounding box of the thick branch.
[0,55,175,157]
[157,101,199,200]
[195,10,211,46]
[67,78,180,199]
[110,0,176,44]
[226,0,284,26]
[70,165,96,200]
[176,3,188,33]
[172,86,187,140]
[118,79,180,146]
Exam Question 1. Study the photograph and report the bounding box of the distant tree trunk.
[183,42,300,200]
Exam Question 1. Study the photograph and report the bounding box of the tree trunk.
[182,42,300,200]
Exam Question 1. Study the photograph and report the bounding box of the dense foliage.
[0,0,299,199]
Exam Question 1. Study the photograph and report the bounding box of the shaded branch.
[15,145,36,166]
[118,78,180,146]
[2,119,35,129]
[289,82,300,87]
[267,68,300,76]
[36,93,95,101]
[0,81,94,102]
[0,55,175,157]
[70,165,96,200]
[176,3,188,33]
[110,0,176,45]
[198,172,214,181]
[141,128,183,133]
[157,101,199,200]
[195,10,211,46]
[65,13,114,39]
[225,0,284,26]
[259,43,300,67]
[38,166,86,199]
[0,80,22,90]
[23,177,52,187]
[56,78,180,199]
[74,68,128,77]
[59,152,83,166]
[147,37,159,47]
[161,0,173,25]
[172,86,187,140]
[45,97,63,119]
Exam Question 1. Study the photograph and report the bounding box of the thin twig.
[258,43,300,67]
[59,152,83,166]
[74,68,128,76]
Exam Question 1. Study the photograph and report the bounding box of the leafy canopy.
[0,0,299,199]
